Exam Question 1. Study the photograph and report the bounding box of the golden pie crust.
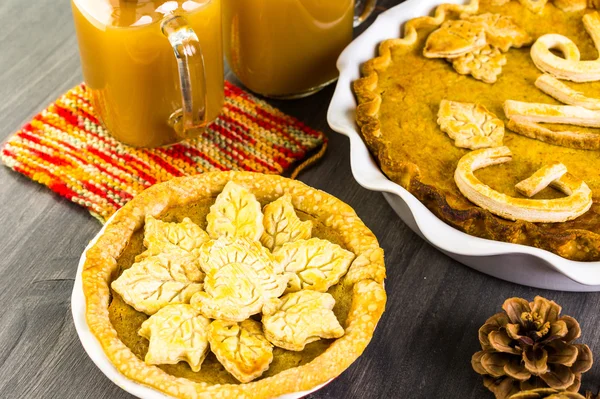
[82,171,386,399]
[353,0,600,261]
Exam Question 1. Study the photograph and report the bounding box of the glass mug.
[223,0,377,99]
[71,0,224,148]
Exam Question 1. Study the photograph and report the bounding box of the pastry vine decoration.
[514,163,568,198]
[454,147,592,223]
[536,74,600,110]
[504,101,600,128]
[111,181,358,382]
[437,100,505,149]
[473,297,594,399]
[504,100,600,150]
[531,12,600,82]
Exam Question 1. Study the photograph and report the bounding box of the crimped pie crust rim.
[352,0,600,261]
[82,171,387,399]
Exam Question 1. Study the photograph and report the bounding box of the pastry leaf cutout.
[260,194,312,252]
[424,20,487,58]
[144,215,210,253]
[262,290,345,351]
[191,238,288,322]
[112,253,204,315]
[452,45,507,84]
[206,181,264,241]
[464,13,532,52]
[209,319,274,383]
[437,100,504,149]
[275,238,355,293]
[137,216,209,262]
[139,304,211,372]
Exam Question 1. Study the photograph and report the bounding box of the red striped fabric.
[1,82,327,222]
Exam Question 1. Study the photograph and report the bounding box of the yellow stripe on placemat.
[1,82,327,223]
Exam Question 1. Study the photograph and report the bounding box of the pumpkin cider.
[222,0,355,98]
[71,0,224,147]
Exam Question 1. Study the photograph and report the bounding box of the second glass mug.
[71,0,224,148]
[223,0,377,99]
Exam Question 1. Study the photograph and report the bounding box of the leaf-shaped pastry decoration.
[262,290,344,351]
[437,100,504,149]
[112,253,204,315]
[424,20,487,58]
[274,238,355,293]
[143,215,209,255]
[451,45,507,84]
[138,304,211,372]
[191,238,288,322]
[260,194,312,252]
[208,319,273,383]
[206,181,264,241]
[345,247,386,285]
[464,13,532,52]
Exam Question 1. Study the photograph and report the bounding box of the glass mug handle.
[161,15,208,139]
[354,0,378,27]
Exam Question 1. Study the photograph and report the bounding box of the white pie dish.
[327,0,600,292]
[71,210,331,399]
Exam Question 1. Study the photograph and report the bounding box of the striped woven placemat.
[1,82,327,223]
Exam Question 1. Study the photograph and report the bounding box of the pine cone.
[509,388,586,399]
[510,388,585,399]
[473,296,594,399]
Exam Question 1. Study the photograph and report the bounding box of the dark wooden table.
[1,1,599,398]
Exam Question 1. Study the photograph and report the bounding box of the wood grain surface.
[0,1,598,398]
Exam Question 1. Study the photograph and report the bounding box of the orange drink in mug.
[71,0,224,147]
[223,0,377,99]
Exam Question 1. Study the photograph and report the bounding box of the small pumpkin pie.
[354,0,600,261]
[82,171,386,398]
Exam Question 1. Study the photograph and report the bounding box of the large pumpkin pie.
[354,0,600,261]
[82,171,386,398]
